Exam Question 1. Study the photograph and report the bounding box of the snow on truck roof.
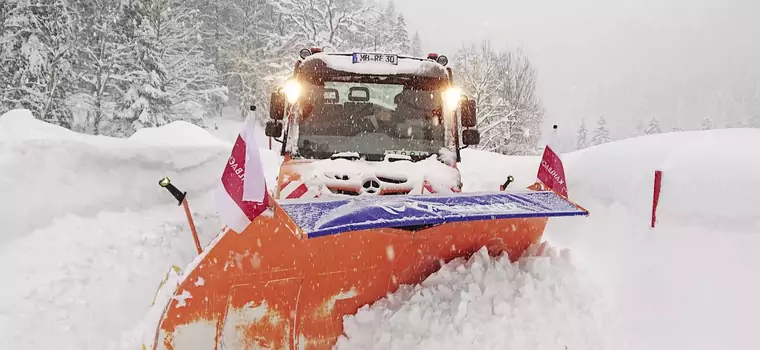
[299,52,450,79]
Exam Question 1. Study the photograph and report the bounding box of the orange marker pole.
[159,177,203,255]
[181,197,203,254]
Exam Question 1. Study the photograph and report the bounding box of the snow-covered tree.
[68,0,140,134]
[220,0,296,120]
[185,0,230,118]
[453,40,544,155]
[393,14,411,54]
[115,0,227,135]
[591,115,611,146]
[0,0,420,135]
[411,31,422,56]
[644,116,661,134]
[576,118,588,150]
[701,116,713,130]
[350,1,411,54]
[274,0,375,51]
[0,0,76,127]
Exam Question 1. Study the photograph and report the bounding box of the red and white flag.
[536,144,568,198]
[215,118,269,233]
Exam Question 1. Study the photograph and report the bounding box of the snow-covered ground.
[0,110,279,349]
[1,108,759,350]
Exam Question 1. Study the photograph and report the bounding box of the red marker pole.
[651,170,662,228]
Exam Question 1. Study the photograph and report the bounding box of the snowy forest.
[0,0,549,156]
[0,0,423,136]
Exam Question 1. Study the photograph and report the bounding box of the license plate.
[352,52,398,65]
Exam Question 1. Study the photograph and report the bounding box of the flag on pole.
[535,144,568,198]
[215,118,269,233]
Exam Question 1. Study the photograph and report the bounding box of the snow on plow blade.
[148,191,587,350]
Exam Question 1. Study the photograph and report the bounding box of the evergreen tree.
[576,118,588,150]
[411,31,422,56]
[591,115,611,146]
[644,116,661,134]
[394,14,411,54]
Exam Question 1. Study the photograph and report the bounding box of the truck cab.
[264,48,480,199]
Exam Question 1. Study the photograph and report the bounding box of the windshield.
[294,79,446,161]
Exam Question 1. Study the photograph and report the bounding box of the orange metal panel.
[150,200,546,350]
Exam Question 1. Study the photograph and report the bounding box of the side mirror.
[462,128,480,146]
[270,92,285,120]
[461,99,477,128]
[265,121,283,137]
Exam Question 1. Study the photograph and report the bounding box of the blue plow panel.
[277,191,588,238]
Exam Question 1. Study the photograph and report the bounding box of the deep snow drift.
[0,110,280,349]
[1,108,759,350]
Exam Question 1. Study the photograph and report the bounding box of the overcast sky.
[395,0,760,144]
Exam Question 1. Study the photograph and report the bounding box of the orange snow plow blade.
[148,190,588,350]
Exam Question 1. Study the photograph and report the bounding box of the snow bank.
[128,121,228,147]
[0,109,280,243]
[335,245,615,350]
[0,109,88,141]
[561,128,760,231]
[460,129,760,231]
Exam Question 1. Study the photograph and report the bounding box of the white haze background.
[397,0,760,147]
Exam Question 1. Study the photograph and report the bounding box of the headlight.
[283,79,301,104]
[443,87,462,111]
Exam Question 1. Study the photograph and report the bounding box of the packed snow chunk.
[335,246,616,350]
[291,154,461,197]
[301,52,448,78]
[128,120,228,147]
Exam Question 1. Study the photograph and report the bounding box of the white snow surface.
[1,107,759,350]
[335,245,614,350]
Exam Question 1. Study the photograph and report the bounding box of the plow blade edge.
[150,191,587,350]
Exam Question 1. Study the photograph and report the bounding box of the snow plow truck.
[144,49,589,350]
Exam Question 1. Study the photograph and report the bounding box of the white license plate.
[352,52,398,65]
